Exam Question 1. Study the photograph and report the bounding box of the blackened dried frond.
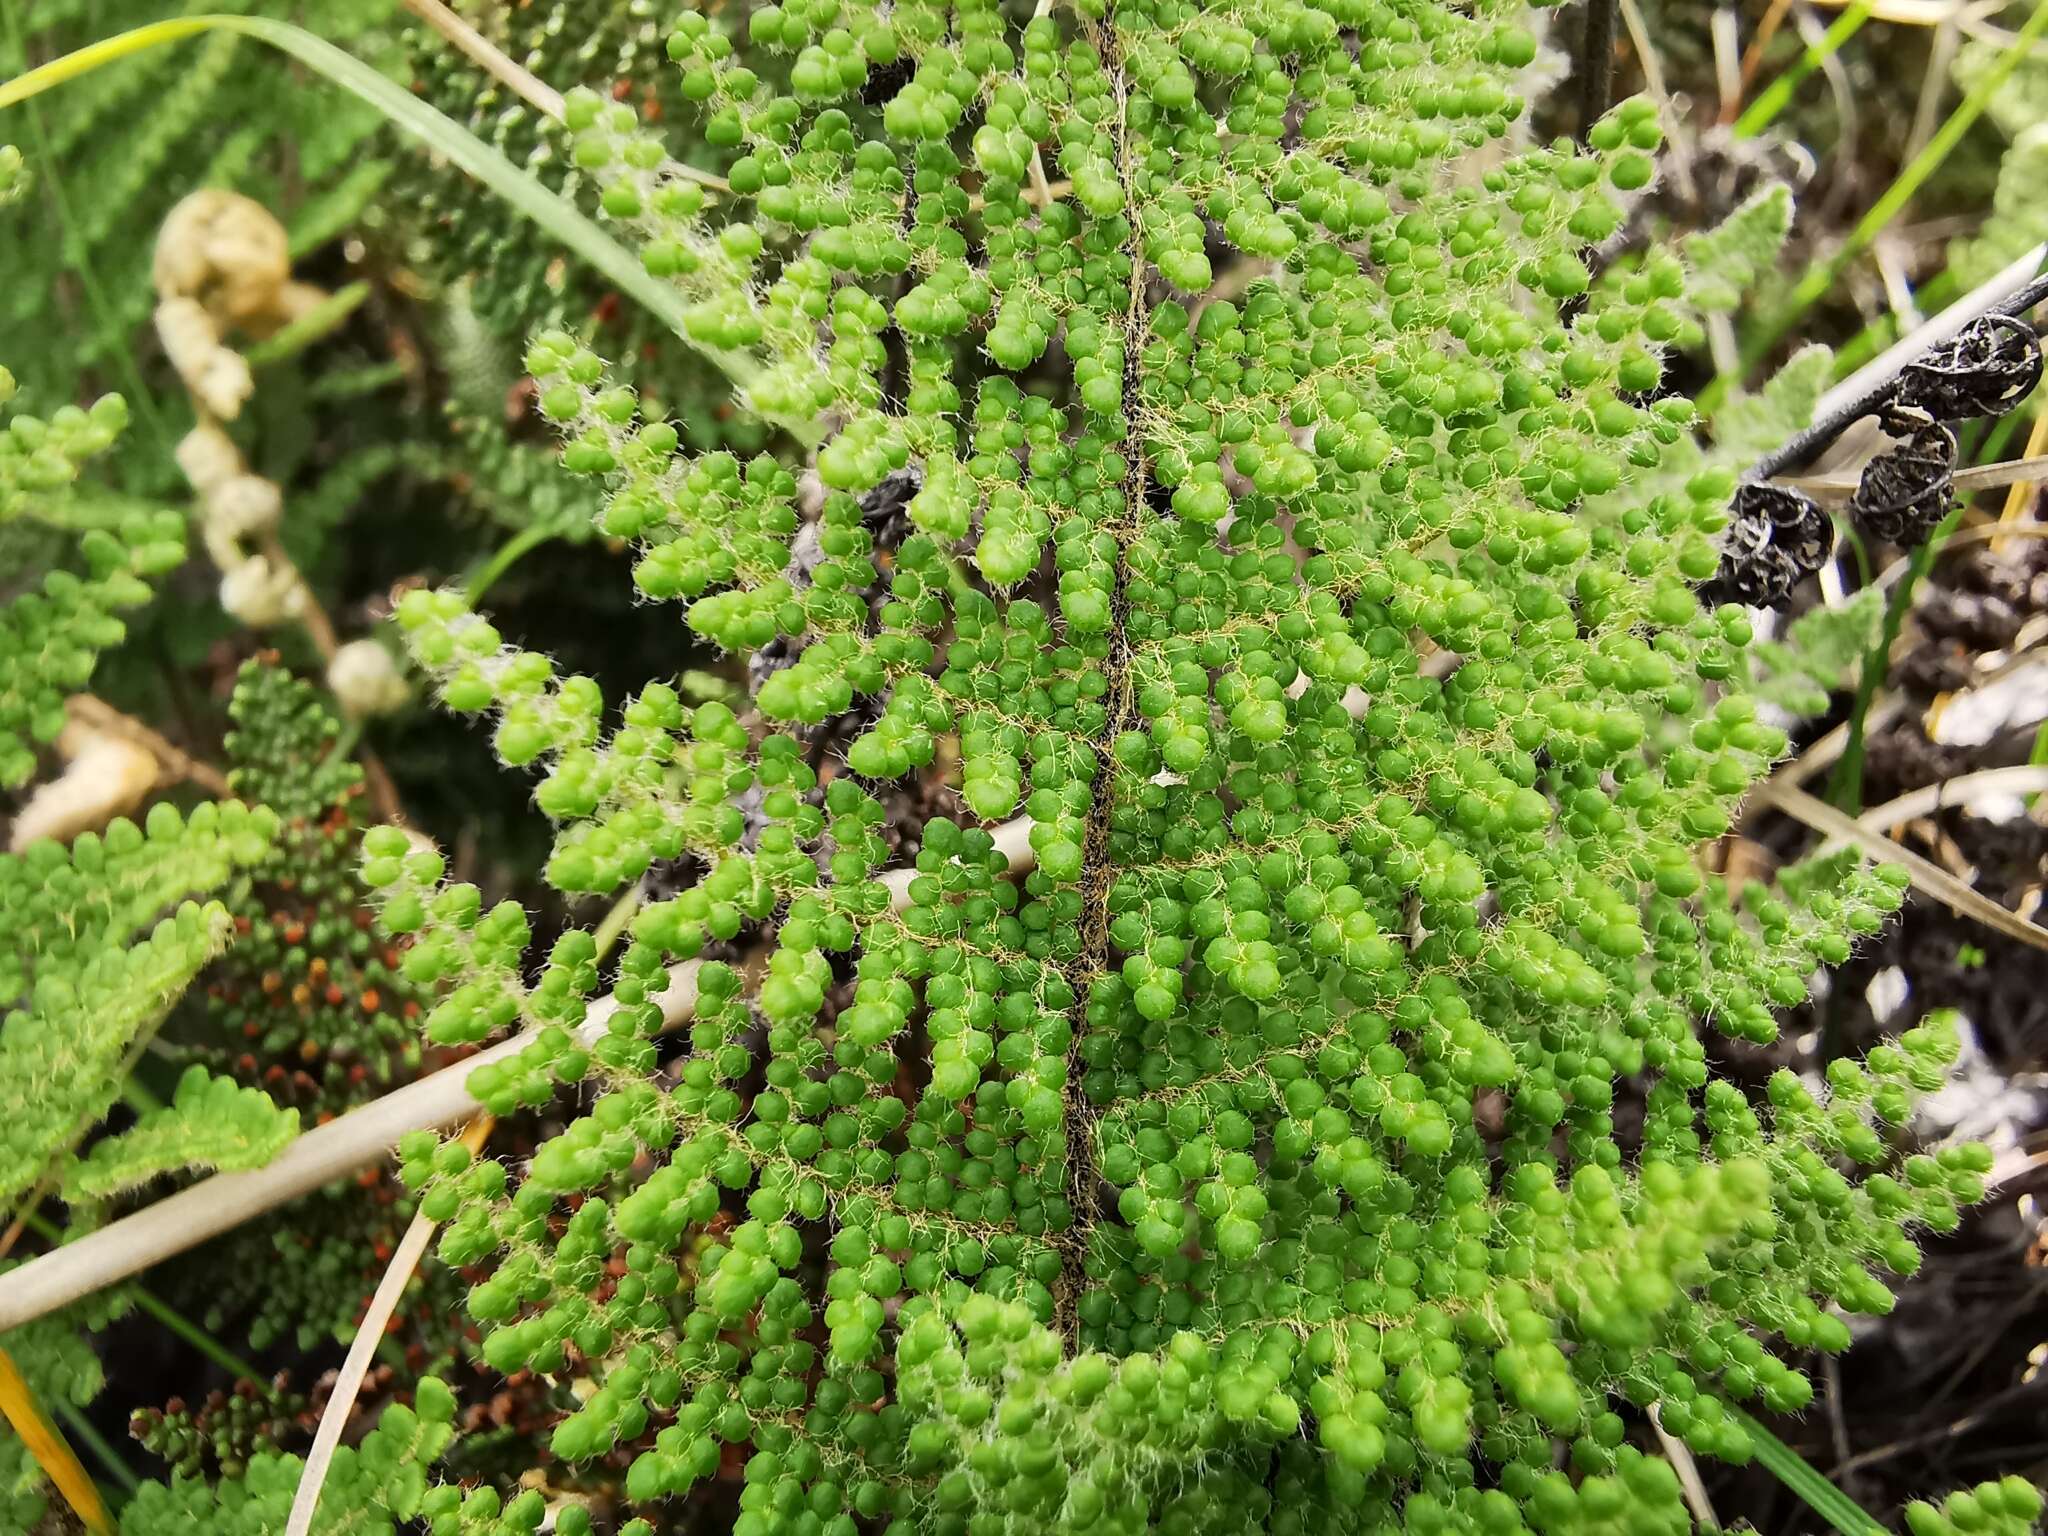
[1895,313,2044,423]
[1708,482,1829,607]
[1852,408,1958,548]
[1750,270,2047,484]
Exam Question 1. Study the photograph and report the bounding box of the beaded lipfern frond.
[183,659,422,1113]
[401,0,779,458]
[368,2,1992,1532]
[116,1375,463,1536]
[1907,1482,2048,1536]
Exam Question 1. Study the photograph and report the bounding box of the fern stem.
[1806,240,2048,433]
[22,1209,268,1383]
[0,1175,55,1260]
[319,718,363,777]
[1752,268,2048,480]
[1575,0,1618,142]
[463,523,555,606]
[1048,13,1149,1349]
[1731,0,1873,140]
[54,1400,138,1501]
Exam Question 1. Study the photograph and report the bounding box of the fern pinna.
[359,2,2021,1535]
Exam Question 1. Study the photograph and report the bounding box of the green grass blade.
[1740,0,2048,375]
[1731,1408,1888,1536]
[1733,0,1874,140]
[0,15,721,382]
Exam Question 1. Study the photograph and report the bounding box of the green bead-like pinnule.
[174,661,423,1114]
[117,1377,463,1535]
[354,3,2019,1533]
[400,0,776,457]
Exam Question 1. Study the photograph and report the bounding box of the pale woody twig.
[399,0,563,121]
[1710,7,1743,124]
[0,819,1038,1332]
[1776,453,2048,499]
[283,1113,494,1536]
[1823,240,2047,419]
[0,967,699,1332]
[1754,782,2048,953]
[1647,1402,1720,1531]
[1850,765,2048,836]
[399,0,733,195]
[1755,262,2048,480]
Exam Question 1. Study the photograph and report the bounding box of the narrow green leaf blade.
[1732,1408,1888,1536]
[1,15,698,359]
